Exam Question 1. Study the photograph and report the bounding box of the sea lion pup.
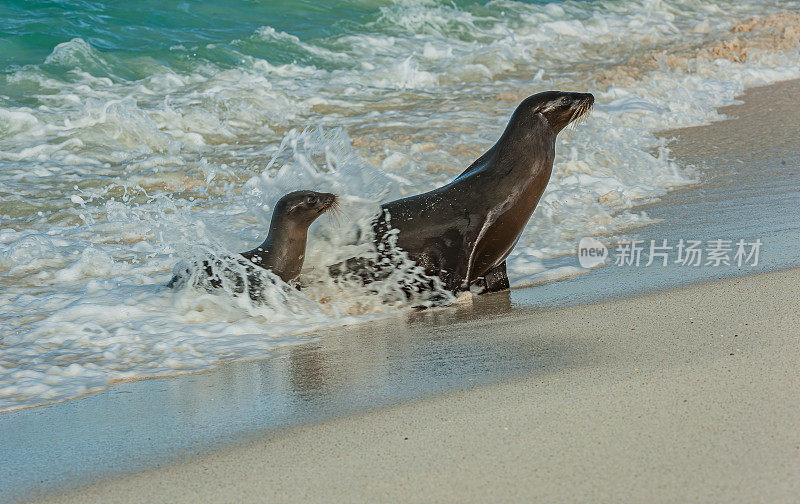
[241,190,338,282]
[169,190,338,300]
[362,91,594,295]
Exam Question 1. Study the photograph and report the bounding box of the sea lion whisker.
[568,108,580,125]
[564,112,578,137]
[576,104,586,122]
[325,199,344,227]
[582,101,593,120]
[331,200,349,223]
[568,101,592,130]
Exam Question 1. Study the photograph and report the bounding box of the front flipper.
[478,261,510,293]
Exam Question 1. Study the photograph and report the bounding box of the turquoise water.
[1,0,799,412]
[0,0,378,69]
[1,0,558,75]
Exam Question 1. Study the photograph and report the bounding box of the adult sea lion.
[374,91,594,294]
[169,190,338,299]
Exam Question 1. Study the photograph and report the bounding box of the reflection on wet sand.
[1,292,595,503]
[282,290,517,404]
[288,344,329,401]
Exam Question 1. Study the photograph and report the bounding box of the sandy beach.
[29,267,800,503]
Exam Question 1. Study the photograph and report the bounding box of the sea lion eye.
[307,195,318,205]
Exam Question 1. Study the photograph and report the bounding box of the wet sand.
[16,78,800,503]
[28,267,800,503]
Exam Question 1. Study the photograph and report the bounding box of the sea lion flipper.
[481,261,510,293]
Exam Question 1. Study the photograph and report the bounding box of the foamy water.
[2,0,799,411]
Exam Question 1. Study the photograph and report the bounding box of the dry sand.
[31,266,800,504]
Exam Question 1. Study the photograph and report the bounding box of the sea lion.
[241,190,338,282]
[374,91,594,294]
[169,190,338,299]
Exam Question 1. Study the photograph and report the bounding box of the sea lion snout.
[567,92,594,125]
[572,92,594,109]
[317,193,338,213]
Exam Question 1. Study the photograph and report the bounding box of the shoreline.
[5,75,799,417]
[5,44,800,504]
[24,266,800,503]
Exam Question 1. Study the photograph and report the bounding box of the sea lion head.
[521,91,594,134]
[275,190,338,226]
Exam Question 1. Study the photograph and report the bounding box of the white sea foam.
[2,0,800,411]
